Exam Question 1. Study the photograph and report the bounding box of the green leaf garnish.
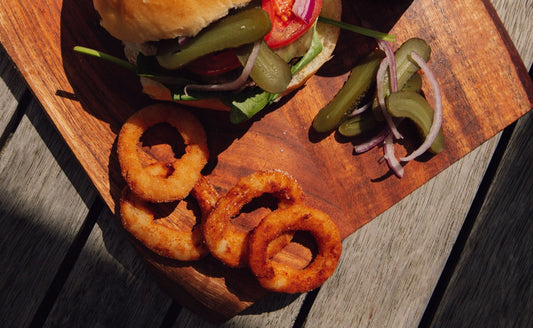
[226,88,279,124]
[291,24,323,75]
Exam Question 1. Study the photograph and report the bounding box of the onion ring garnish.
[292,0,316,24]
[353,127,389,154]
[119,176,219,261]
[383,132,404,178]
[400,51,443,162]
[203,170,304,268]
[117,104,209,203]
[377,39,398,92]
[349,101,371,117]
[184,40,261,95]
[376,57,402,140]
[248,204,342,294]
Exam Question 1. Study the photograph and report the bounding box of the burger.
[92,0,342,123]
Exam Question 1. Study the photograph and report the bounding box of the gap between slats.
[0,89,31,154]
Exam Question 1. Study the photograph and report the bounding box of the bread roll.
[93,0,253,43]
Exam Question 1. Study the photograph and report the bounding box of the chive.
[318,16,396,42]
[73,46,136,71]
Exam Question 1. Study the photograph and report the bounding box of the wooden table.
[1,0,532,326]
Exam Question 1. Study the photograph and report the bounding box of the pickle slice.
[386,91,444,154]
[337,112,379,137]
[312,50,384,133]
[157,8,272,70]
[373,38,431,120]
[235,41,292,94]
[402,73,423,93]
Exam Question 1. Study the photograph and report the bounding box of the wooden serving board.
[1,0,532,322]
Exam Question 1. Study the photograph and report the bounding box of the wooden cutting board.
[1,0,532,322]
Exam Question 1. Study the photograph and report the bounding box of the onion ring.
[203,170,304,268]
[190,175,220,218]
[117,103,209,203]
[248,204,342,293]
[119,176,219,261]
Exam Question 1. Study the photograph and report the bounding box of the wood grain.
[0,99,95,327]
[1,0,532,322]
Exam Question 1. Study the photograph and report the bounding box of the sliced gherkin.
[312,50,384,133]
[386,90,444,154]
[235,41,292,94]
[157,8,272,70]
[373,38,431,120]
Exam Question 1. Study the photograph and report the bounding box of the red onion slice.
[349,101,371,117]
[292,0,315,24]
[383,133,404,178]
[177,36,189,45]
[184,41,261,95]
[376,58,403,139]
[353,128,389,154]
[400,51,443,162]
[377,40,398,92]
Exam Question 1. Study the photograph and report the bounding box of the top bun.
[93,0,253,43]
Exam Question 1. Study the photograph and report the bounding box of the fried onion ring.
[248,204,342,293]
[117,103,209,203]
[119,176,219,261]
[203,170,304,268]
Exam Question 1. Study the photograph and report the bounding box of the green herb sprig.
[73,46,136,71]
[318,16,396,42]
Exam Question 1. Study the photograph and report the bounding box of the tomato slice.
[186,49,241,76]
[262,0,322,49]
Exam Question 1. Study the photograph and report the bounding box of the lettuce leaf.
[225,89,279,124]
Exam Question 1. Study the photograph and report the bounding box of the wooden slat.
[429,108,533,327]
[0,99,96,327]
[174,291,307,327]
[0,45,26,134]
[43,208,173,327]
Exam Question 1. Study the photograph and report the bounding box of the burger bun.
[94,0,253,43]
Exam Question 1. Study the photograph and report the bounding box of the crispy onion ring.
[248,204,342,293]
[119,176,219,261]
[203,170,304,268]
[117,103,209,203]
[190,175,220,218]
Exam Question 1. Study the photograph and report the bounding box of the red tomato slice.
[262,0,322,49]
[186,49,241,76]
